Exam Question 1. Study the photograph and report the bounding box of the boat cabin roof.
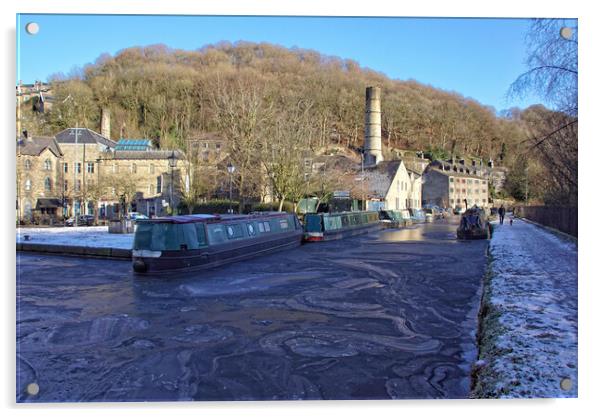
[138,212,291,224]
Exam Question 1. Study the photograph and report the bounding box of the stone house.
[16,135,63,222]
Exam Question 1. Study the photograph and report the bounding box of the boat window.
[258,222,265,233]
[263,221,271,232]
[133,223,153,250]
[247,223,255,236]
[279,219,289,230]
[207,224,227,245]
[194,223,207,246]
[226,224,244,239]
[182,224,200,250]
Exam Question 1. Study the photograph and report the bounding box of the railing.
[514,206,577,237]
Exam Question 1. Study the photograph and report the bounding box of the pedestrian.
[498,205,506,225]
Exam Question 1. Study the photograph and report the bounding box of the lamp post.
[168,150,177,215]
[360,147,365,211]
[227,162,236,214]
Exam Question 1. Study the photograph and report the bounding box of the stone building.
[422,159,490,209]
[54,128,118,217]
[16,128,187,223]
[16,134,63,222]
[106,148,185,218]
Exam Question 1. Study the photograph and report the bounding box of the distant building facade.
[422,159,490,209]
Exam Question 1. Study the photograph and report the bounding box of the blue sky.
[18,14,543,111]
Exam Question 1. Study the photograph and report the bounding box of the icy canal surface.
[17,220,488,402]
[16,226,133,249]
[477,218,578,398]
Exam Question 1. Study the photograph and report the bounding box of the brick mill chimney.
[364,86,383,166]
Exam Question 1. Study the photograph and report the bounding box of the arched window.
[24,179,32,191]
[24,159,32,170]
[44,159,52,171]
[44,177,52,191]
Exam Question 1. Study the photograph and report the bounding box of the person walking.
[498,205,506,225]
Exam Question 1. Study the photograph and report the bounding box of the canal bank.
[471,217,578,398]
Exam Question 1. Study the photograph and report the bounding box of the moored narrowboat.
[457,207,492,240]
[379,210,411,228]
[132,212,303,274]
[303,211,382,242]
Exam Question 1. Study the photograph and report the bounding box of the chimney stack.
[488,158,494,168]
[364,86,383,166]
[101,107,111,140]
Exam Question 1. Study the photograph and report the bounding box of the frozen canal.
[16,219,488,402]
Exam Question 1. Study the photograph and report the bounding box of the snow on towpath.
[16,226,133,249]
[473,216,577,398]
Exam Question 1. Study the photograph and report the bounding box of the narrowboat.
[379,210,412,228]
[457,207,492,240]
[408,208,426,223]
[303,211,382,242]
[132,212,303,274]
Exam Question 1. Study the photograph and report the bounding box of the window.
[24,159,32,170]
[194,223,207,246]
[131,163,137,174]
[450,187,454,194]
[247,223,256,236]
[76,162,82,174]
[258,222,265,233]
[149,164,155,174]
[24,179,31,191]
[215,143,221,150]
[279,219,289,230]
[44,159,52,170]
[263,221,271,232]
[63,162,68,173]
[156,176,162,194]
[461,179,466,183]
[226,224,244,239]
[64,180,68,192]
[75,180,81,192]
[44,177,52,191]
[86,162,95,173]
[449,177,454,183]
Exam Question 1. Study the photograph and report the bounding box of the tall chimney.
[364,86,383,166]
[101,107,111,139]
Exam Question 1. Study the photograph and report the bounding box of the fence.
[514,205,577,237]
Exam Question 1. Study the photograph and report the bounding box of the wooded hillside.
[20,41,573,204]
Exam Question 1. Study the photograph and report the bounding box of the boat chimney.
[364,86,383,166]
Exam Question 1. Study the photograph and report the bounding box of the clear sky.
[17,14,546,112]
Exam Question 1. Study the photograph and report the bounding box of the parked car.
[127,212,149,222]
[65,215,95,226]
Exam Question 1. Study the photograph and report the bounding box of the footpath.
[472,216,578,398]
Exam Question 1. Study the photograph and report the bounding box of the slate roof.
[17,136,63,157]
[112,150,185,160]
[55,128,117,148]
[364,160,402,198]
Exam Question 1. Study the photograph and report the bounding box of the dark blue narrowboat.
[132,212,303,274]
[379,210,413,228]
[303,211,382,242]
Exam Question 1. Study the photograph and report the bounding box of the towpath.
[473,217,578,398]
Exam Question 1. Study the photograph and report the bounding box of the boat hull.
[133,231,302,275]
